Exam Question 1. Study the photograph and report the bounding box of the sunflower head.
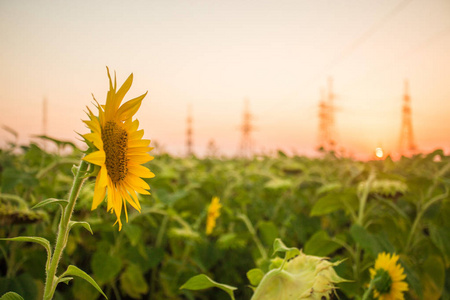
[369,252,408,300]
[206,196,222,235]
[83,67,155,230]
[251,251,347,300]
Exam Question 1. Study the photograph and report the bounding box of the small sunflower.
[83,67,154,230]
[369,252,408,300]
[206,196,222,235]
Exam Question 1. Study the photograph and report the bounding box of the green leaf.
[69,221,93,235]
[91,251,122,284]
[32,198,68,209]
[350,224,382,255]
[0,292,24,300]
[120,264,148,299]
[310,193,344,216]
[430,224,450,266]
[304,230,342,257]
[264,178,292,190]
[0,237,51,270]
[272,238,300,261]
[1,168,38,193]
[310,190,358,217]
[59,277,73,285]
[0,274,38,300]
[123,224,142,246]
[60,265,107,299]
[246,268,265,287]
[257,221,278,246]
[421,255,445,300]
[180,274,237,300]
[316,182,342,195]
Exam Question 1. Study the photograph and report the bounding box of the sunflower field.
[1,134,449,299]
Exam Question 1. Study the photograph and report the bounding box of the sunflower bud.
[251,251,346,300]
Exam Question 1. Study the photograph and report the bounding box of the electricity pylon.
[317,77,336,152]
[398,80,416,155]
[186,105,194,156]
[238,99,254,157]
[42,97,48,150]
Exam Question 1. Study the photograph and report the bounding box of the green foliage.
[60,265,107,299]
[180,274,237,300]
[0,292,24,300]
[1,140,449,299]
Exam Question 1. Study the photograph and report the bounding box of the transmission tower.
[186,105,194,156]
[238,99,254,157]
[317,78,337,152]
[398,80,416,155]
[42,97,48,150]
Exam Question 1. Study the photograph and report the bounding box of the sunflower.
[206,196,222,235]
[369,252,408,300]
[83,67,154,230]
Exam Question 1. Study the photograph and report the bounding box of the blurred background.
[1,0,449,159]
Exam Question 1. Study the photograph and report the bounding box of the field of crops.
[1,138,449,300]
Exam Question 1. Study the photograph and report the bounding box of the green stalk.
[238,214,268,260]
[43,159,89,300]
[404,190,447,253]
[357,172,375,225]
[361,280,374,300]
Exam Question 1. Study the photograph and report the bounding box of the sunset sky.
[1,0,449,159]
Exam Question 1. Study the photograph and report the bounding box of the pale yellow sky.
[1,0,449,159]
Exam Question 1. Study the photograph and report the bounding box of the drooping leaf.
[180,274,237,300]
[32,198,68,210]
[60,265,107,299]
[69,221,93,235]
[0,292,24,300]
[0,237,51,270]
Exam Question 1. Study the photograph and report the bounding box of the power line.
[261,0,415,117]
[341,26,450,93]
[317,0,414,77]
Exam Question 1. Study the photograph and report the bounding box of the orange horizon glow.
[0,1,449,159]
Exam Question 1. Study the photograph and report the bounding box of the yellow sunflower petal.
[123,182,142,210]
[83,132,103,149]
[119,185,141,212]
[128,139,150,148]
[115,73,133,110]
[128,165,155,178]
[84,69,154,231]
[83,119,101,134]
[84,150,105,166]
[92,185,106,210]
[129,129,144,140]
[127,153,154,165]
[125,173,150,190]
[116,92,147,120]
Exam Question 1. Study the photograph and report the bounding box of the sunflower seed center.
[102,121,128,184]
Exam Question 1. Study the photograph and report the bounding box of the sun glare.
[375,147,384,158]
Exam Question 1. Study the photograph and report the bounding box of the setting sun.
[375,147,384,158]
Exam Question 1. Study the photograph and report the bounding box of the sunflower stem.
[43,158,89,300]
[361,280,374,300]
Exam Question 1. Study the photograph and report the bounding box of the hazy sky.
[1,0,449,158]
